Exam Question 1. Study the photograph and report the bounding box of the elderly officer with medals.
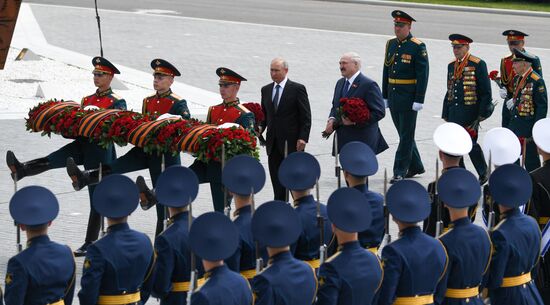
[434,168,492,305]
[278,152,333,269]
[339,141,384,252]
[188,212,253,305]
[499,30,543,128]
[67,58,190,237]
[316,187,383,305]
[7,56,127,256]
[506,49,548,172]
[378,180,448,305]
[251,201,317,305]
[382,10,429,183]
[527,118,550,303]
[443,34,493,185]
[78,175,155,305]
[4,186,76,305]
[222,155,266,280]
[424,123,475,237]
[151,166,204,305]
[485,164,544,305]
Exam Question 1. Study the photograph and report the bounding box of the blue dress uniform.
[189,212,253,305]
[433,169,492,305]
[151,166,204,305]
[378,180,448,305]
[316,188,384,305]
[485,164,544,305]
[500,30,543,128]
[222,155,267,280]
[383,11,428,180]
[252,201,317,305]
[79,175,156,305]
[5,186,76,305]
[507,49,548,172]
[442,34,493,182]
[353,184,384,251]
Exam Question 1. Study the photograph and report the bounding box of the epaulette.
[503,54,514,60]
[468,55,481,64]
[531,72,541,81]
[237,104,250,113]
[326,251,342,263]
[111,93,123,101]
[491,218,507,232]
[170,92,183,101]
[145,93,156,100]
[438,227,453,239]
[410,37,423,45]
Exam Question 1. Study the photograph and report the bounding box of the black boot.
[66,157,108,191]
[6,151,50,181]
[136,176,158,211]
[74,242,92,257]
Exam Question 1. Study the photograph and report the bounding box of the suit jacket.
[329,72,388,154]
[260,79,312,155]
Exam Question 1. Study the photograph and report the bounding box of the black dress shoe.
[136,176,158,211]
[390,175,404,184]
[405,169,426,178]
[74,242,91,257]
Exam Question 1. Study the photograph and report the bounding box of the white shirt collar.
[346,70,361,85]
[275,77,288,89]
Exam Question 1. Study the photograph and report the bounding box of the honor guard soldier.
[316,187,383,305]
[526,118,550,303]
[151,166,204,305]
[480,127,522,229]
[78,175,156,305]
[4,186,76,305]
[339,141,384,252]
[424,123,476,237]
[67,58,190,237]
[188,212,253,305]
[506,49,548,172]
[251,201,317,305]
[189,67,255,213]
[434,168,492,305]
[378,180,448,305]
[383,10,429,183]
[7,56,127,257]
[485,164,544,305]
[278,152,333,268]
[443,34,493,185]
[222,155,267,280]
[500,30,543,129]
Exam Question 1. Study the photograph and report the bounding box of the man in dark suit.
[324,52,388,156]
[259,57,311,201]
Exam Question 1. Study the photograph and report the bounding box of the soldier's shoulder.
[530,71,541,81]
[110,93,124,101]
[468,55,481,64]
[410,37,424,46]
[144,93,156,100]
[170,92,185,102]
[502,54,514,61]
[237,104,250,113]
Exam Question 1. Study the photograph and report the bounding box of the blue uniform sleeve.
[4,258,28,305]
[139,243,156,305]
[315,262,340,305]
[236,112,255,130]
[434,241,451,305]
[485,230,509,289]
[477,60,493,119]
[414,43,429,104]
[534,78,547,122]
[152,237,172,299]
[112,99,127,110]
[252,275,275,305]
[78,245,105,305]
[378,245,402,305]
[64,249,77,305]
[191,291,210,305]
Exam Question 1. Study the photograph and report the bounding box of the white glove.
[217,122,241,129]
[506,99,515,111]
[383,99,389,108]
[156,113,182,121]
[412,102,423,112]
[83,105,100,111]
[499,87,508,99]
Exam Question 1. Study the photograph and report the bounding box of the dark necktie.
[343,80,350,96]
[273,84,281,110]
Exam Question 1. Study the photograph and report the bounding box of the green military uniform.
[382,11,429,180]
[442,43,493,181]
[508,50,547,171]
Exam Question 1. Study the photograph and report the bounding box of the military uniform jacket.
[485,209,543,305]
[191,265,253,305]
[152,211,203,305]
[226,206,258,275]
[500,52,543,94]
[382,33,429,111]
[507,69,548,137]
[81,88,127,110]
[434,217,492,305]
[378,226,448,305]
[78,223,155,305]
[316,241,383,305]
[353,184,384,249]
[291,195,333,263]
[207,99,254,130]
[142,89,191,118]
[4,235,75,305]
[252,251,317,305]
[443,54,493,127]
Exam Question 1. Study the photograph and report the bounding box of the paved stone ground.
[0,4,548,303]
